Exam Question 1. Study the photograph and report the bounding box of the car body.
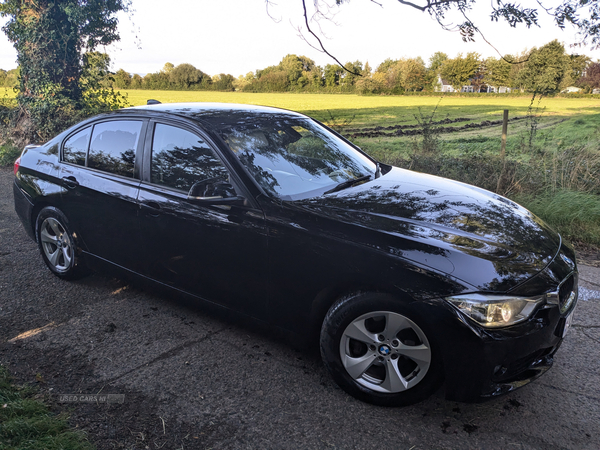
[13,102,578,406]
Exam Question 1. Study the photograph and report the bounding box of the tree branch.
[300,0,361,75]
[459,9,529,64]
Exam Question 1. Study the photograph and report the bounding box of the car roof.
[127,102,306,126]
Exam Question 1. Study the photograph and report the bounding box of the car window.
[88,120,142,178]
[220,118,376,200]
[151,123,229,192]
[63,126,91,166]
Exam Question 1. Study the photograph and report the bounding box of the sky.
[0,0,598,77]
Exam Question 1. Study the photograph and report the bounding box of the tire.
[35,206,89,280]
[320,292,443,406]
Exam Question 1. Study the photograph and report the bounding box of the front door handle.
[62,176,79,189]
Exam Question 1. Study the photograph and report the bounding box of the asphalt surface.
[1,165,599,450]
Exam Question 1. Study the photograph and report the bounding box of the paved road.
[1,166,599,450]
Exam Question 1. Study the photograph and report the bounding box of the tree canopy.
[0,0,130,140]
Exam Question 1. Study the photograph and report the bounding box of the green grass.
[119,90,600,160]
[119,90,600,123]
[517,190,600,247]
[0,366,94,450]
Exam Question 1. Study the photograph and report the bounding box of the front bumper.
[415,245,578,402]
[434,297,576,402]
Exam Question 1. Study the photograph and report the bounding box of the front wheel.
[320,293,443,406]
[35,207,88,280]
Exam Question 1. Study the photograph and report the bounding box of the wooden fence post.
[500,109,508,158]
[497,109,509,194]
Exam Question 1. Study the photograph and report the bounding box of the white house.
[436,75,512,93]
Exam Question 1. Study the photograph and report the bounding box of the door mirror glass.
[188,180,237,200]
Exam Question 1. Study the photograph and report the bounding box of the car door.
[57,119,146,271]
[136,121,269,317]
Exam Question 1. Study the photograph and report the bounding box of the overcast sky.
[1,0,598,77]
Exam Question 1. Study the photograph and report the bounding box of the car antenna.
[147,99,161,105]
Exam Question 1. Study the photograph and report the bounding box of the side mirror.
[187,180,246,206]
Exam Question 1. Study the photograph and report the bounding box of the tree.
[211,73,235,91]
[516,40,571,94]
[578,62,600,91]
[401,58,427,92]
[0,0,130,139]
[426,52,448,91]
[169,63,207,89]
[81,51,112,89]
[440,53,481,91]
[324,64,343,87]
[565,54,592,86]
[428,52,448,74]
[131,73,143,89]
[279,54,304,86]
[341,60,363,87]
[484,57,513,89]
[113,68,132,89]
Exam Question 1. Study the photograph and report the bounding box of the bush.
[380,153,538,197]
[0,142,21,166]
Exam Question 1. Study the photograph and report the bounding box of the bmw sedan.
[13,102,578,406]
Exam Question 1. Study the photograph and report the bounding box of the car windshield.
[219,117,376,201]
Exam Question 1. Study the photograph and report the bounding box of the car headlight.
[445,294,546,328]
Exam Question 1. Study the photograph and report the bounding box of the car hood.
[296,167,561,292]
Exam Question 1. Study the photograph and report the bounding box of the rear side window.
[88,121,142,178]
[63,127,91,166]
[151,123,229,192]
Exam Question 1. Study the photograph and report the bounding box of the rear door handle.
[62,176,79,189]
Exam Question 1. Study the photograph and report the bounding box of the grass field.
[120,89,600,159]
[120,89,600,124]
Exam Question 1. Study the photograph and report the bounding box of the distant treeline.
[2,39,599,95]
[0,68,18,89]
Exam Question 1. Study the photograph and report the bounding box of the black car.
[13,102,578,406]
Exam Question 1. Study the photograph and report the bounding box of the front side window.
[151,123,229,192]
[63,127,91,166]
[88,120,142,178]
[218,117,376,200]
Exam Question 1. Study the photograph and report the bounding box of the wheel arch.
[31,201,53,241]
[308,279,417,346]
[32,203,88,255]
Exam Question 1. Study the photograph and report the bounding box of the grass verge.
[0,366,94,450]
[516,190,600,248]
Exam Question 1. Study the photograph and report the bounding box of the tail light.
[14,156,21,175]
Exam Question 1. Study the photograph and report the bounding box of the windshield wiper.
[324,174,372,195]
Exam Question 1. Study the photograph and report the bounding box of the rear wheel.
[35,207,88,280]
[320,292,443,406]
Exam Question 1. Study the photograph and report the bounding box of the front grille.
[559,275,574,305]
[558,273,577,314]
[547,273,578,314]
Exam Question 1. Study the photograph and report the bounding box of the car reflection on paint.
[13,102,578,406]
